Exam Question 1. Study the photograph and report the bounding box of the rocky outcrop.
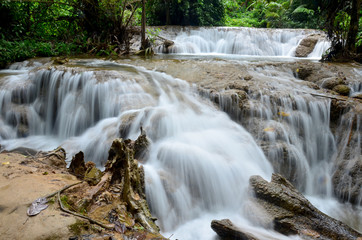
[212,174,362,240]
[295,34,322,57]
[332,155,362,205]
[333,84,351,96]
[332,106,362,205]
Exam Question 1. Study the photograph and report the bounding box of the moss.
[60,195,72,210]
[68,220,90,236]
[333,85,350,96]
[47,196,56,205]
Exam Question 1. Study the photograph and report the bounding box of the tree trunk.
[141,0,146,49]
[165,0,171,25]
[346,0,361,53]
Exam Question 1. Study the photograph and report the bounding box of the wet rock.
[84,165,103,186]
[332,155,362,205]
[330,99,353,125]
[259,142,306,190]
[352,93,362,99]
[333,85,350,96]
[295,65,314,80]
[247,173,361,239]
[211,219,259,240]
[317,77,344,90]
[295,34,321,57]
[68,151,86,179]
[53,57,69,65]
[11,86,37,104]
[16,124,29,137]
[119,113,137,138]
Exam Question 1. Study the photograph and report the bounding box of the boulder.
[295,65,314,80]
[246,174,361,239]
[295,35,320,57]
[317,77,344,90]
[333,85,351,96]
[84,165,103,186]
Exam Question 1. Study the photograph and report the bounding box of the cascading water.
[155,27,329,58]
[0,26,361,239]
[0,59,282,238]
[1,58,361,239]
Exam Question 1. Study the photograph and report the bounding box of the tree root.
[57,183,114,230]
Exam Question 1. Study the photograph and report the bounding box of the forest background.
[0,0,361,68]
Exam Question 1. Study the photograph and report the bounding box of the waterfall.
[0,58,360,238]
[307,40,331,58]
[155,27,329,58]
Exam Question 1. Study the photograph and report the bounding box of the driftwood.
[212,174,362,240]
[57,188,114,230]
[211,219,259,240]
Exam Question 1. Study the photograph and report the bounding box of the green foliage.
[223,0,321,29]
[0,39,83,68]
[358,17,362,48]
[146,0,224,26]
[146,28,161,45]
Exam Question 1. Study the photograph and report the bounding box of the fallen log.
[212,174,362,240]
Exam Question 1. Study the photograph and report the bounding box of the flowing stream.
[0,27,361,239]
[155,27,329,59]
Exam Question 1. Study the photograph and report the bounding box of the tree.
[146,0,224,26]
[319,0,361,61]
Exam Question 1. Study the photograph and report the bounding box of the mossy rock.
[84,166,103,186]
[333,84,350,96]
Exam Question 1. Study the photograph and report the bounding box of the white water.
[0,59,280,238]
[0,28,361,238]
[156,27,329,59]
[1,59,361,238]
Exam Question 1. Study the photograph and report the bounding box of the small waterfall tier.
[155,27,329,58]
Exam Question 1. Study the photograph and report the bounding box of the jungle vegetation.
[0,0,361,67]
